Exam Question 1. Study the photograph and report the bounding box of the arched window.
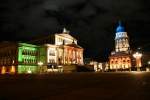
[115,61,118,64]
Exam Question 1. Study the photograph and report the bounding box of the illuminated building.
[17,43,40,74]
[55,28,77,45]
[30,28,77,45]
[109,21,133,71]
[44,29,84,72]
[29,28,84,72]
[0,41,17,74]
[57,43,83,65]
[0,28,84,74]
[84,58,108,72]
[0,42,40,74]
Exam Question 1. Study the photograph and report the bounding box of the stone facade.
[109,22,133,71]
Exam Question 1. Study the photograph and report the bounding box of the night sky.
[1,0,150,61]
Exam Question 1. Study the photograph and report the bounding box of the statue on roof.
[63,27,70,34]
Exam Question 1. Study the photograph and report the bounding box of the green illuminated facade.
[17,43,40,74]
[38,46,47,66]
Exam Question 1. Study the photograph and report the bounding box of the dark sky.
[1,0,150,61]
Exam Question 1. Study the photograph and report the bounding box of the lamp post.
[133,52,142,71]
[38,61,43,74]
[147,61,150,71]
[148,61,150,65]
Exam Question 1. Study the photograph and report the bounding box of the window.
[49,50,55,56]
[127,60,130,63]
[115,61,118,64]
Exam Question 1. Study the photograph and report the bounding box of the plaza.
[0,72,150,100]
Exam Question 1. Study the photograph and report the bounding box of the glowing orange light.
[10,66,15,73]
[133,52,142,67]
[1,66,6,74]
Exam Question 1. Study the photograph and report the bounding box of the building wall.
[45,44,84,66]
[39,46,47,66]
[45,44,57,66]
[45,30,83,66]
[55,34,77,45]
[0,42,17,74]
[109,56,131,70]
[0,29,84,74]
[0,42,46,74]
[17,43,39,74]
[63,46,83,65]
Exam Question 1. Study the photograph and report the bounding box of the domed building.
[109,21,133,71]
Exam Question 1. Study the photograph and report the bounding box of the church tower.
[115,21,130,52]
[109,21,132,71]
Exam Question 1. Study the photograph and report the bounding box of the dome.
[116,21,125,33]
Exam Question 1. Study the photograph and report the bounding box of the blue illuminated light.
[116,21,125,33]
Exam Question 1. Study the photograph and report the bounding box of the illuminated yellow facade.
[109,53,132,70]
[58,43,83,65]
[55,28,77,45]
[45,28,84,68]
[109,22,132,70]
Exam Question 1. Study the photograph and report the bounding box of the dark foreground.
[0,72,150,100]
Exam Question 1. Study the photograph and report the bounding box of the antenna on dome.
[118,20,122,26]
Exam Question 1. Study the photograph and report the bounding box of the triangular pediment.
[56,33,77,40]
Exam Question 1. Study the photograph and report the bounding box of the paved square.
[0,72,150,100]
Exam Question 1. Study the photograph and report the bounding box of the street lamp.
[147,61,150,71]
[148,61,150,65]
[133,52,142,71]
[38,61,43,73]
